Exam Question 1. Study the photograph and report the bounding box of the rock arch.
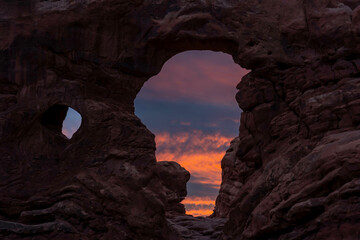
[0,0,359,239]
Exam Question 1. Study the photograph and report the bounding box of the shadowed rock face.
[0,0,360,239]
[157,161,190,215]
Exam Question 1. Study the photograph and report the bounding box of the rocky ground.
[167,214,227,240]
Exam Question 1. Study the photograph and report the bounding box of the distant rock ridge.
[0,0,360,239]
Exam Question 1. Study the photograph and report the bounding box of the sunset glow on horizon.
[135,50,249,216]
[155,131,231,216]
[182,197,216,216]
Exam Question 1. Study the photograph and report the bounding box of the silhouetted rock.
[0,0,360,239]
[157,161,190,215]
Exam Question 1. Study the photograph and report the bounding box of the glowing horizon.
[155,130,231,216]
[182,196,216,217]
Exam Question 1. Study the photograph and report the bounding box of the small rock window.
[41,104,82,139]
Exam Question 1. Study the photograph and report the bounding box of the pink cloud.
[138,51,250,106]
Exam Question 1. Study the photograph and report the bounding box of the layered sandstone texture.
[1,0,360,239]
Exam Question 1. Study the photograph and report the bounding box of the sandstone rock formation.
[214,137,242,218]
[157,161,190,215]
[1,0,360,239]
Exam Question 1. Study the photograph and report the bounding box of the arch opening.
[135,50,249,217]
[41,104,82,139]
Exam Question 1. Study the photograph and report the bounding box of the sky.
[135,50,249,216]
[62,107,82,139]
[61,50,249,216]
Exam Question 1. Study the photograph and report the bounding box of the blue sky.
[62,107,82,139]
[135,99,240,137]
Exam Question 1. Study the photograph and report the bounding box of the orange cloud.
[155,130,234,216]
[182,197,216,217]
[157,152,223,186]
[186,209,214,217]
[156,130,232,186]
[182,196,215,205]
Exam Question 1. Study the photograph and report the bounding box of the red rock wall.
[216,59,360,239]
[0,0,359,239]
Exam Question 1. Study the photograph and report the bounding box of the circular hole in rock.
[41,104,82,139]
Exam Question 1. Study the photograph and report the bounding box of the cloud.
[134,50,247,216]
[135,99,241,136]
[155,130,233,154]
[157,150,224,186]
[186,182,219,198]
[155,130,235,215]
[182,196,216,216]
[137,50,250,106]
[155,130,233,215]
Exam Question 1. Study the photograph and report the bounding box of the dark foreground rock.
[1,0,360,239]
[168,215,227,240]
[157,161,190,214]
